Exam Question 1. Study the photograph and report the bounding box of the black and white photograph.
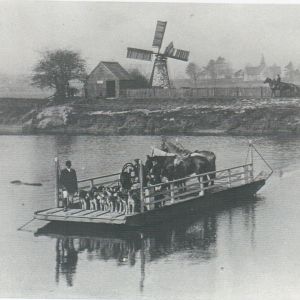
[0,1,300,299]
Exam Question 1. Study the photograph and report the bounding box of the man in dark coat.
[277,74,281,86]
[60,160,78,210]
[151,160,162,184]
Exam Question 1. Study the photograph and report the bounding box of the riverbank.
[1,97,300,136]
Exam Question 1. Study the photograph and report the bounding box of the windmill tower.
[127,21,190,88]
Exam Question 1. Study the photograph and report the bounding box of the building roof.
[245,64,265,76]
[268,65,281,72]
[102,61,132,80]
[234,69,244,77]
[244,55,266,76]
[89,61,131,80]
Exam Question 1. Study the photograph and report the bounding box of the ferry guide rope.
[245,140,273,179]
[17,217,36,231]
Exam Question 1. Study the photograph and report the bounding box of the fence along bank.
[120,86,273,99]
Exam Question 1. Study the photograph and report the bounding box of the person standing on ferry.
[60,160,78,210]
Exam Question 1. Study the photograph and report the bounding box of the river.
[0,135,300,299]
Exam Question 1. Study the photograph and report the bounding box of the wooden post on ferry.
[54,157,60,208]
[243,165,249,184]
[139,159,144,213]
[249,140,254,181]
[170,183,175,203]
[227,169,232,188]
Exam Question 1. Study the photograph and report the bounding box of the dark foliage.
[186,62,201,87]
[128,69,149,88]
[32,49,86,102]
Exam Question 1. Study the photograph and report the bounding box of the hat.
[66,160,72,167]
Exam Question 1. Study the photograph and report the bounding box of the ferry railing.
[54,142,271,212]
[77,173,121,190]
[141,163,254,210]
[54,159,255,212]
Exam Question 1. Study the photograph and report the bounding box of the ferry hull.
[125,178,265,226]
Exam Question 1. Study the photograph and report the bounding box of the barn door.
[106,80,116,97]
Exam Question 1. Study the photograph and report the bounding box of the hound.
[78,190,90,210]
[107,188,117,212]
[116,191,127,213]
[127,191,135,214]
[89,192,98,210]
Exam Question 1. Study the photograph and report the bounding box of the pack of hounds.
[78,185,138,214]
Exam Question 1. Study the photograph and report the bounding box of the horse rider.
[276,74,281,86]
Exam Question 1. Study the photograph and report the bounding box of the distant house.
[233,69,244,81]
[244,55,281,82]
[282,61,300,84]
[244,56,267,81]
[85,61,134,99]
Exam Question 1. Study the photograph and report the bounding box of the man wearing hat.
[133,159,140,177]
[60,160,78,210]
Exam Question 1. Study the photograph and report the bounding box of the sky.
[1,1,300,79]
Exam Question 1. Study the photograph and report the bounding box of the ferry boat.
[34,142,272,227]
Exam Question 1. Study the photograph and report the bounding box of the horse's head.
[163,156,189,181]
[264,77,272,84]
[150,156,175,180]
[161,162,178,180]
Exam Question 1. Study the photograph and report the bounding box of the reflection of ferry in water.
[35,196,258,289]
[34,141,272,226]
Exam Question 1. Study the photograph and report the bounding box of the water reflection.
[36,197,260,290]
[55,238,78,287]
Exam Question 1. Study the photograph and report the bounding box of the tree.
[32,49,86,101]
[205,59,217,81]
[186,62,201,87]
[214,56,233,79]
[128,68,149,88]
[284,62,295,82]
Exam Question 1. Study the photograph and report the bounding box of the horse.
[193,150,216,185]
[150,154,211,196]
[160,140,216,185]
[264,77,300,97]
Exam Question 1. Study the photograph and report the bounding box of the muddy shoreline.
[1,97,300,136]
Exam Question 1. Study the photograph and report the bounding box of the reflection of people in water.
[52,216,218,287]
[55,238,78,287]
[48,198,257,290]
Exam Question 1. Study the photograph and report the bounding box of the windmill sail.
[164,42,175,56]
[152,21,167,49]
[127,47,153,61]
[166,48,189,61]
[126,20,189,88]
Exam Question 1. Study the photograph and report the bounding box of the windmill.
[126,21,190,88]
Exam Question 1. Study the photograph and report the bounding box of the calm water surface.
[0,135,300,299]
